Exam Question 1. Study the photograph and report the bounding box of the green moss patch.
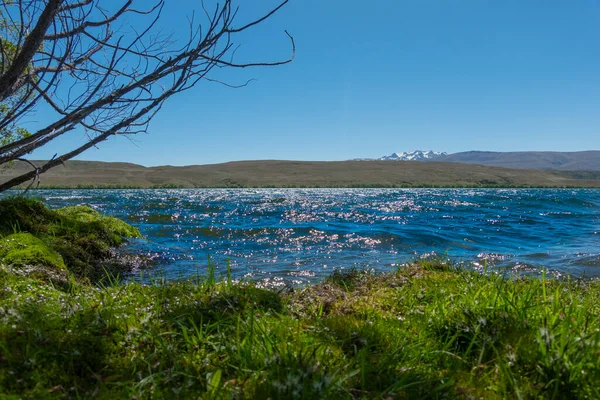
[0,233,70,287]
[0,233,65,269]
[54,205,141,242]
[0,197,58,236]
[0,197,142,284]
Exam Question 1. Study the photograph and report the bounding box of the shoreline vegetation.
[1,199,600,398]
[9,182,600,190]
[2,160,600,189]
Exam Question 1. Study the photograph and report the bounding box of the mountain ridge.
[373,150,600,171]
[379,150,447,161]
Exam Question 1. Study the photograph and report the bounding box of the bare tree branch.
[0,0,61,100]
[0,0,293,191]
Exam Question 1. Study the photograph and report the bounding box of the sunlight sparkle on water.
[26,188,600,286]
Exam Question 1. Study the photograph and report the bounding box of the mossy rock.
[49,206,141,282]
[54,205,142,244]
[0,199,143,284]
[0,232,65,269]
[0,197,58,236]
[0,232,70,287]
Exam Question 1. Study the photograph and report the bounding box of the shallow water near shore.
[19,188,600,285]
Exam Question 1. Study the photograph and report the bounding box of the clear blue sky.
[32,0,600,166]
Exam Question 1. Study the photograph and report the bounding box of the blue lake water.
[26,188,600,285]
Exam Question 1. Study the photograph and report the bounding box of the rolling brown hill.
[2,159,600,188]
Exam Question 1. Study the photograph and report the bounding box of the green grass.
[1,261,600,398]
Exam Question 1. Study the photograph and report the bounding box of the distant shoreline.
[12,184,600,190]
[3,159,600,189]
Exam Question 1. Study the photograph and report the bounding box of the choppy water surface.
[35,189,600,285]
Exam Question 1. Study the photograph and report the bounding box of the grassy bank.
[1,198,600,398]
[1,262,600,398]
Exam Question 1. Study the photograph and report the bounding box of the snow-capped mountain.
[379,150,447,161]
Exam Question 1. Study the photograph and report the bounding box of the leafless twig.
[0,0,293,191]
